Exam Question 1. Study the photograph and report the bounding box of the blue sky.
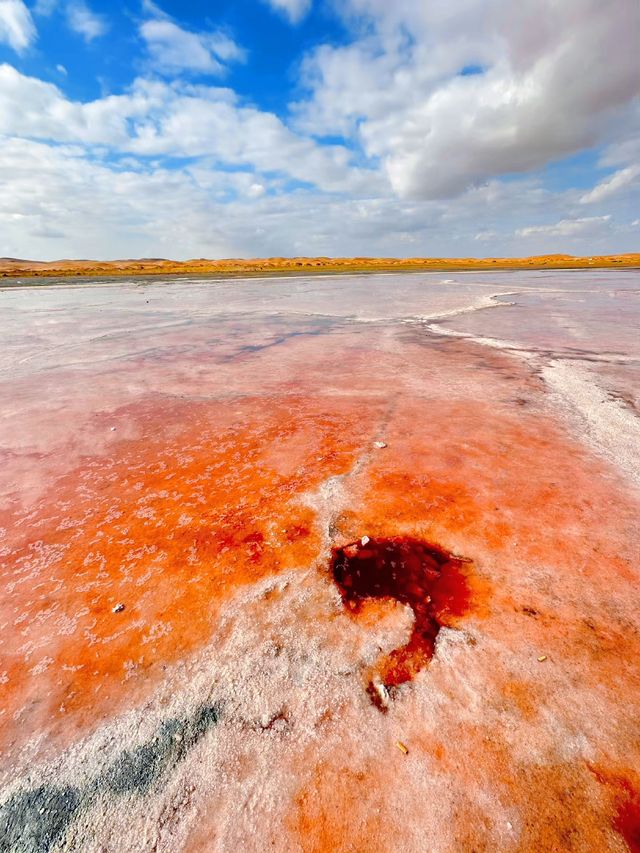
[0,0,638,259]
[6,1,348,107]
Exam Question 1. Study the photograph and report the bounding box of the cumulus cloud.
[580,164,640,204]
[517,216,612,238]
[0,65,378,194]
[261,0,311,24]
[66,0,108,41]
[0,136,501,260]
[0,0,36,52]
[140,18,245,75]
[2,128,635,262]
[295,0,640,199]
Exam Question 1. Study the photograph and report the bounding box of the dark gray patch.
[100,722,178,796]
[100,704,219,796]
[223,320,335,363]
[0,703,220,852]
[0,785,81,853]
[186,704,219,748]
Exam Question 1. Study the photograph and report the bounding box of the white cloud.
[295,0,640,199]
[0,136,487,259]
[262,0,311,24]
[140,18,245,75]
[0,0,36,52]
[66,0,108,42]
[0,65,377,194]
[580,164,640,204]
[517,216,612,238]
[1,131,637,262]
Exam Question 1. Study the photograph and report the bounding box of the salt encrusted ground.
[1,270,639,852]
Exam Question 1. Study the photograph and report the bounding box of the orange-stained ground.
[1,271,639,852]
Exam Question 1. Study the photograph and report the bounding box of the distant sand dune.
[1,253,638,280]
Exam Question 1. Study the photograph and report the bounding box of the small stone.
[113,603,125,613]
[537,655,547,662]
[372,679,389,708]
[373,441,387,449]
[360,535,370,546]
[396,741,409,755]
[110,427,116,432]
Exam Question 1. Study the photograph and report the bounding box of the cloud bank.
[297,0,640,200]
[0,0,638,259]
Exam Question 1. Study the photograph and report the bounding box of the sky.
[0,0,638,260]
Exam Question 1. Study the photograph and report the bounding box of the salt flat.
[1,270,639,852]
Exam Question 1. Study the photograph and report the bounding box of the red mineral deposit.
[330,537,471,705]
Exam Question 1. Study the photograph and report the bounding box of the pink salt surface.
[1,271,640,852]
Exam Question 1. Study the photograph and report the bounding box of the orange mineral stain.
[0,392,385,757]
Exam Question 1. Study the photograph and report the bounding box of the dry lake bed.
[1,270,640,852]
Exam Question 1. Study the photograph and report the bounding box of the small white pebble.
[373,680,389,708]
[110,427,116,432]
[373,441,387,449]
[361,536,370,546]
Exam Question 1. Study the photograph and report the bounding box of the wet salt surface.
[1,270,640,852]
[446,285,640,359]
[2,267,639,370]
